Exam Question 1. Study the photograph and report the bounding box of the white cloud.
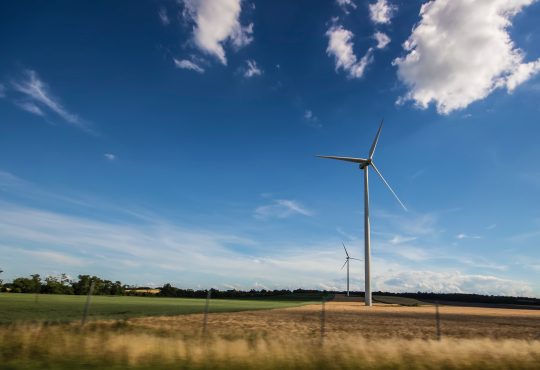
[336,0,356,13]
[243,59,262,78]
[373,31,391,49]
[394,0,540,115]
[174,58,205,73]
[255,199,312,219]
[373,31,390,49]
[369,0,397,24]
[182,0,253,65]
[505,59,540,92]
[326,24,374,79]
[104,153,116,161]
[158,6,170,26]
[11,70,89,130]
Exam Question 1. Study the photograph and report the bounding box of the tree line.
[1,271,539,306]
[1,273,125,295]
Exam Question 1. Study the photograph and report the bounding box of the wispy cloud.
[336,0,356,13]
[0,172,535,295]
[375,210,439,237]
[14,101,45,116]
[255,199,312,219]
[158,6,170,26]
[182,0,253,65]
[388,234,417,245]
[326,23,373,79]
[303,109,321,128]
[174,58,205,73]
[456,233,482,240]
[508,230,540,243]
[10,70,91,132]
[104,153,116,161]
[1,246,86,267]
[243,60,262,78]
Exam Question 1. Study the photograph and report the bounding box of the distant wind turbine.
[341,242,361,297]
[318,120,407,306]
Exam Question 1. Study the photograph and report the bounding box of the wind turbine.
[341,242,361,297]
[318,120,407,306]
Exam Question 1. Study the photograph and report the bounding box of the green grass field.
[0,293,314,323]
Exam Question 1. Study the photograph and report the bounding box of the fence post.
[320,296,326,345]
[435,301,441,340]
[202,289,211,338]
[81,280,95,326]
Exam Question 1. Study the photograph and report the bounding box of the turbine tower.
[341,242,361,297]
[318,120,407,306]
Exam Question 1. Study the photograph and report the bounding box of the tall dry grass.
[1,323,539,370]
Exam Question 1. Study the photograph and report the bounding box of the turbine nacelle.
[359,159,371,170]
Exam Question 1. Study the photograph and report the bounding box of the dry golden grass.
[1,323,540,370]
[2,302,540,369]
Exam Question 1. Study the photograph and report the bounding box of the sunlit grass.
[1,323,539,370]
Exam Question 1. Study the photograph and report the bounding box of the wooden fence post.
[81,280,95,326]
[202,290,211,338]
[435,301,441,340]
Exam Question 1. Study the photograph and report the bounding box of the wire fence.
[5,292,540,343]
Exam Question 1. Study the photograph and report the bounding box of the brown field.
[3,302,540,369]
[128,301,540,341]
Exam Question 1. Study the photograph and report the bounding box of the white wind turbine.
[341,242,361,297]
[318,120,407,306]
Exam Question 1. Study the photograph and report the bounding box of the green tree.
[71,275,94,295]
[12,274,42,293]
[42,274,74,294]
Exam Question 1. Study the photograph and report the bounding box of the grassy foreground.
[1,323,539,370]
[0,293,314,323]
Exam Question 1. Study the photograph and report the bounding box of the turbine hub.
[359,160,371,170]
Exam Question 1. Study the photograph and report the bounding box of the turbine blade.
[340,260,348,270]
[368,119,384,160]
[317,155,368,164]
[349,257,362,261]
[342,242,349,257]
[371,162,408,211]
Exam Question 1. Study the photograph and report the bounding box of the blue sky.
[1,0,540,296]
